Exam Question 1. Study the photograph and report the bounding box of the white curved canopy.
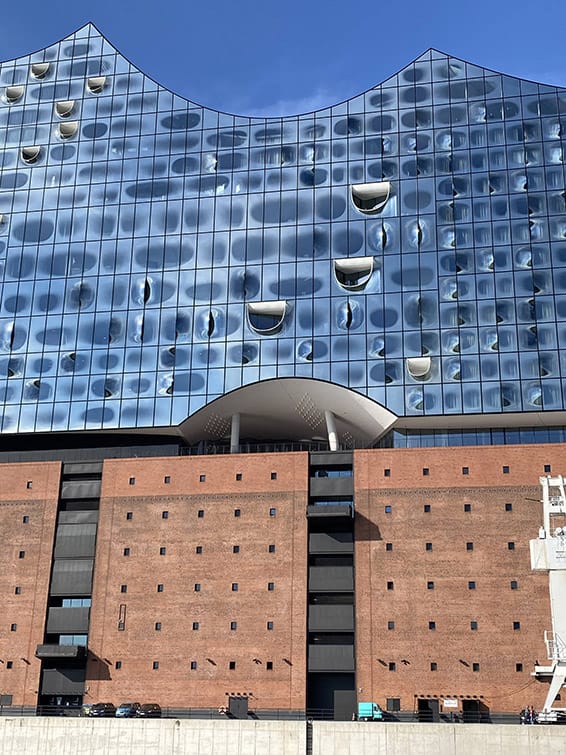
[333,257,375,290]
[247,301,288,334]
[351,181,391,214]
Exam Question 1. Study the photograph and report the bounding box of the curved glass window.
[86,76,106,94]
[5,86,24,103]
[247,301,287,334]
[57,121,79,140]
[21,146,41,164]
[351,181,391,214]
[30,62,50,79]
[406,357,432,379]
[333,257,374,291]
[55,100,75,117]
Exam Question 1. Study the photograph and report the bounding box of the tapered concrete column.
[230,413,240,454]
[324,410,338,451]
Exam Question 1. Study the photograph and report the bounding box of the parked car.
[115,702,141,718]
[88,702,116,717]
[136,703,162,718]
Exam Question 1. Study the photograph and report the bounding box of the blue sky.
[1,1,565,116]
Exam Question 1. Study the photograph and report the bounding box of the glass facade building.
[1,23,565,444]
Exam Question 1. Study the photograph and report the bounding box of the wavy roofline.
[1,21,565,120]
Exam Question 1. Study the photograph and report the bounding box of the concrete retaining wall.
[0,718,565,755]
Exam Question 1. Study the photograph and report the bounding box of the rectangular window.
[26,481,33,489]
[389,662,396,671]
[155,622,161,631]
[269,508,277,517]
[505,503,513,512]
[471,621,478,630]
[271,472,277,480]
[267,621,274,630]
[233,545,240,553]
[159,547,166,555]
[462,467,469,475]
[427,581,434,590]
[164,476,171,484]
[422,468,429,476]
[199,474,206,482]
[157,584,164,592]
[190,661,197,670]
[123,548,130,556]
[120,584,127,593]
[230,621,237,630]
[387,698,400,711]
[192,622,199,630]
[466,542,474,551]
[197,510,204,518]
[268,544,275,553]
[384,469,391,477]
[388,620,395,630]
[430,662,437,671]
[162,511,168,519]
[6,661,13,669]
[464,503,471,512]
[10,623,17,632]
[266,661,273,670]
[544,464,551,473]
[516,663,523,672]
[385,505,392,514]
[229,661,236,670]
[194,583,201,592]
[115,661,122,670]
[196,545,203,554]
[18,551,25,559]
[513,621,521,630]
[232,583,238,592]
[387,581,394,590]
[429,621,436,630]
[14,587,21,595]
[152,661,159,670]
[22,516,29,524]
[126,512,133,520]
[129,477,135,485]
[425,542,432,552]
[423,504,431,513]
[502,466,510,474]
[234,509,241,517]
[508,542,515,551]
[268,582,275,591]
[236,473,242,481]
[511,580,518,590]
[468,581,476,590]
[386,542,393,552]
[472,663,480,672]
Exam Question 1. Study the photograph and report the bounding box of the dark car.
[136,703,162,718]
[115,702,141,718]
[88,702,116,717]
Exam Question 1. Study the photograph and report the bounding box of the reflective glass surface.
[0,25,565,433]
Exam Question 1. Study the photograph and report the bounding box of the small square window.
[502,466,509,474]
[230,621,237,630]
[233,545,240,554]
[234,509,241,517]
[385,542,393,551]
[232,583,238,592]
[199,474,206,483]
[384,469,391,477]
[269,507,277,517]
[266,661,273,670]
[129,477,135,485]
[22,516,29,524]
[472,662,480,672]
[516,663,523,672]
[464,503,471,513]
[155,622,161,631]
[6,661,13,669]
[462,467,469,475]
[196,545,202,554]
[236,473,242,481]
[268,544,276,553]
[387,581,394,590]
[164,476,171,484]
[120,584,127,593]
[430,662,437,671]
[505,503,513,512]
[429,621,436,630]
[271,472,277,480]
[194,583,201,592]
[268,582,275,591]
[508,542,515,551]
[115,661,122,670]
[159,547,166,555]
[229,661,236,670]
[544,464,551,474]
[468,581,476,590]
[157,584,164,592]
[422,468,429,476]
[267,621,274,630]
[385,505,392,514]
[18,551,25,559]
[388,662,396,671]
[513,621,521,630]
[190,661,197,670]
[197,510,204,518]
[126,512,133,520]
[466,542,474,551]
[471,621,478,630]
[423,504,431,513]
[511,580,518,590]
[192,622,199,630]
[427,581,434,590]
[425,542,432,552]
[162,511,168,519]
[14,587,21,595]
[123,547,130,556]
[26,481,33,489]
[10,623,17,632]
[152,661,159,670]
[388,620,395,630]
[387,698,400,712]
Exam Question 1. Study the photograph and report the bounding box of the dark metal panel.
[36,644,85,659]
[62,462,103,476]
[308,645,355,672]
[41,668,86,695]
[310,452,353,467]
[308,605,354,632]
[50,560,93,595]
[307,504,353,519]
[58,511,98,525]
[309,477,353,497]
[60,480,101,500]
[309,532,353,554]
[46,607,90,634]
[54,524,97,558]
[309,566,354,592]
